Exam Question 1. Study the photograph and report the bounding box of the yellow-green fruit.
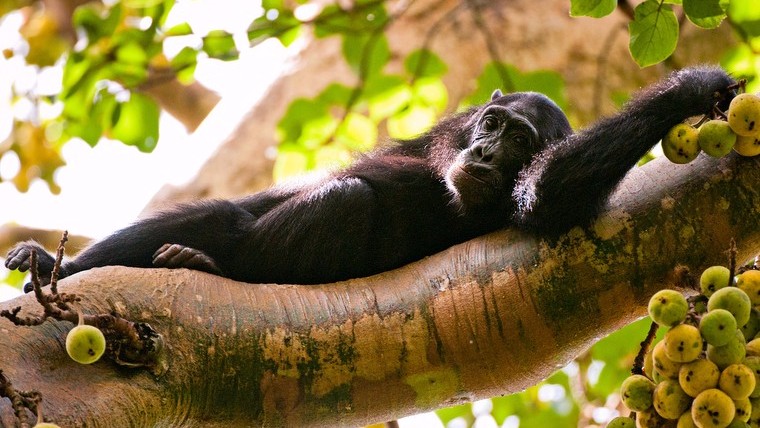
[666,324,704,363]
[734,134,760,157]
[735,398,752,422]
[720,364,757,400]
[708,331,747,370]
[654,379,693,419]
[702,266,733,298]
[607,416,636,428]
[725,419,750,427]
[65,324,106,365]
[747,339,760,357]
[622,374,657,411]
[728,93,760,137]
[655,340,685,379]
[738,271,760,306]
[742,356,760,398]
[709,287,753,328]
[650,289,690,327]
[699,120,738,158]
[680,358,721,397]
[663,123,702,164]
[33,424,62,428]
[678,411,698,428]
[701,309,739,347]
[692,389,736,428]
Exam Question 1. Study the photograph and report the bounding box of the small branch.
[727,238,737,288]
[593,24,625,118]
[616,0,635,21]
[0,370,42,428]
[49,231,68,295]
[632,321,659,376]
[466,0,515,92]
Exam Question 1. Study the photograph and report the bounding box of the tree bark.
[1,154,759,427]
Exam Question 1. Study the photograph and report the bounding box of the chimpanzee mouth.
[457,165,489,185]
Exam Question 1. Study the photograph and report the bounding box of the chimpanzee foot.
[152,244,222,275]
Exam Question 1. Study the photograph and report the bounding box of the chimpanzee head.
[445,91,572,211]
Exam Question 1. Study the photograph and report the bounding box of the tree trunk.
[1,154,759,427]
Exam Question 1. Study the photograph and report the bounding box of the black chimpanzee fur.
[5,66,735,289]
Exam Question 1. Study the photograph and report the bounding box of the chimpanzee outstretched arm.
[512,66,735,235]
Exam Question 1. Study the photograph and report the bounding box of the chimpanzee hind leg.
[152,243,223,275]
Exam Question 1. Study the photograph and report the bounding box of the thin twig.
[727,238,737,289]
[632,321,658,376]
[49,231,68,295]
[466,0,514,92]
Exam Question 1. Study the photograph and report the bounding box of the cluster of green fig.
[662,93,760,164]
[607,267,760,428]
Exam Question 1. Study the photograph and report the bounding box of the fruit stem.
[632,321,658,376]
[728,238,737,289]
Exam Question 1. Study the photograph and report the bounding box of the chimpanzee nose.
[470,143,494,163]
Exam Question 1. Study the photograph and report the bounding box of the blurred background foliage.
[1,0,759,426]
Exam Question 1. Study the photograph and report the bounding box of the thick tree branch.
[1,154,760,426]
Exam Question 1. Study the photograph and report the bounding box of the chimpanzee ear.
[491,89,503,101]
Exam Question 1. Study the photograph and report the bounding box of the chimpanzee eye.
[482,116,499,132]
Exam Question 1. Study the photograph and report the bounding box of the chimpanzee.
[5,66,735,289]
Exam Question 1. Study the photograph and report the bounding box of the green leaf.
[262,0,283,9]
[277,99,329,144]
[387,104,437,139]
[170,46,198,84]
[297,114,337,150]
[341,34,389,77]
[569,0,616,18]
[111,92,160,152]
[61,53,92,100]
[115,42,149,65]
[72,3,122,44]
[109,62,149,87]
[316,83,353,106]
[335,113,376,151]
[202,30,238,61]
[247,11,302,48]
[365,75,410,120]
[313,3,388,38]
[404,49,447,79]
[683,0,728,29]
[435,403,472,426]
[628,0,678,68]
[65,119,102,147]
[728,0,760,51]
[164,22,192,37]
[412,77,448,112]
[273,147,310,182]
[491,394,527,424]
